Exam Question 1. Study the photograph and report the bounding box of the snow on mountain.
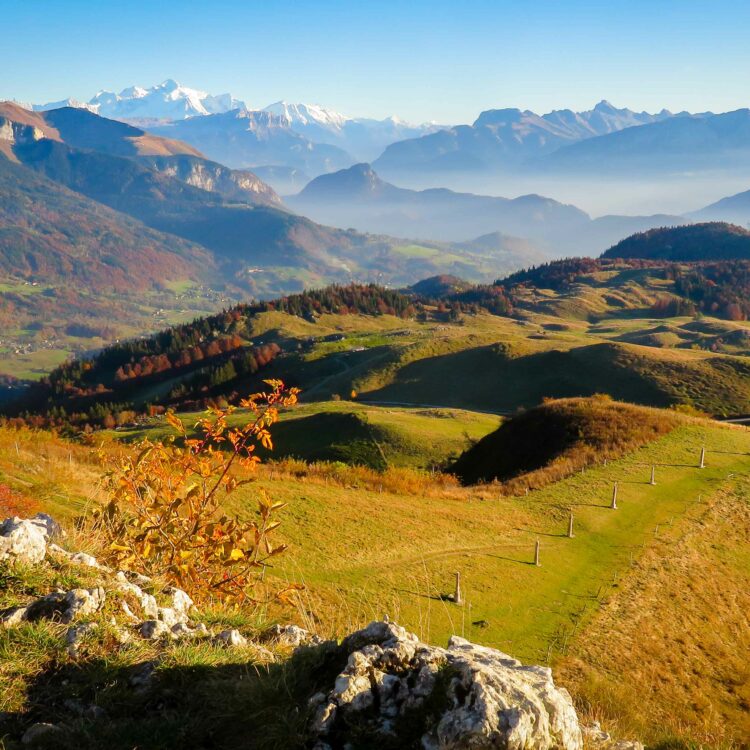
[12,98,98,114]
[87,80,247,121]
[264,101,349,131]
[261,101,443,161]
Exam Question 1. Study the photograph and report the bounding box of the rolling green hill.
[115,400,500,471]
[10,269,750,425]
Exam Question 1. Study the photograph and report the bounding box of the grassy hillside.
[11,273,750,422]
[559,474,750,746]
[0,404,747,747]
[257,310,750,417]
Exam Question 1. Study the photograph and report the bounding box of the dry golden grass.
[259,456,461,497]
[1,416,749,748]
[0,427,104,520]
[558,477,750,748]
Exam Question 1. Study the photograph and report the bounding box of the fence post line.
[454,571,463,605]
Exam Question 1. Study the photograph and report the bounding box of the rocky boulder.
[0,515,54,565]
[2,586,106,627]
[311,620,583,750]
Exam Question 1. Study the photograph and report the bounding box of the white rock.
[170,622,196,638]
[265,623,320,647]
[66,622,99,655]
[0,517,48,564]
[583,722,611,743]
[214,629,247,648]
[3,587,104,627]
[30,513,62,539]
[113,626,133,645]
[139,620,170,640]
[1,605,29,628]
[115,572,158,619]
[583,722,644,750]
[121,601,140,622]
[156,607,182,628]
[312,620,583,750]
[48,543,107,569]
[164,586,194,618]
[62,587,105,623]
[72,551,108,570]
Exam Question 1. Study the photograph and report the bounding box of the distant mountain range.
[19,80,441,167]
[290,162,586,246]
[22,80,245,121]
[289,163,690,254]
[373,101,677,178]
[692,188,750,226]
[541,109,750,175]
[263,101,442,162]
[148,109,354,177]
[0,103,545,308]
[22,84,750,199]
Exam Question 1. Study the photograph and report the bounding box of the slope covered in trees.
[602,222,750,261]
[0,156,212,290]
[3,284,420,429]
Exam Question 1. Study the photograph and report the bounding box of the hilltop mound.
[451,397,680,488]
[602,222,750,261]
[409,274,472,297]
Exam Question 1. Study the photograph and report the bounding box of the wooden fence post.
[534,540,541,566]
[699,446,706,469]
[650,465,656,486]
[453,571,463,605]
[567,512,574,538]
[611,482,618,510]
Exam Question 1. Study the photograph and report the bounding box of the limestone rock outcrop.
[0,515,55,564]
[312,620,583,750]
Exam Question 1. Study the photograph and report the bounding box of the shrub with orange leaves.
[92,380,300,604]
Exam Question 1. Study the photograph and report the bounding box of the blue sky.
[3,0,750,123]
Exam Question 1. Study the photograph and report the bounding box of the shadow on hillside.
[514,527,568,538]
[0,641,348,750]
[652,462,702,468]
[483,553,537,566]
[567,500,614,508]
[394,587,449,602]
[363,342,670,413]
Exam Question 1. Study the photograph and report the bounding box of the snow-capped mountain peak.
[85,80,247,121]
[263,101,349,130]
